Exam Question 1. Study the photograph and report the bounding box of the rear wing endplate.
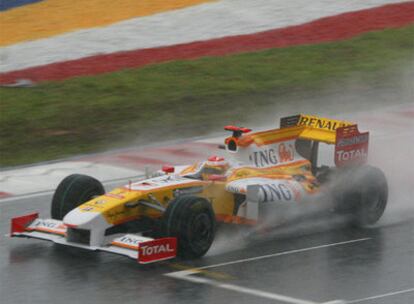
[335,125,369,167]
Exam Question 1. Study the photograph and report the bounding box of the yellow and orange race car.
[11,114,388,263]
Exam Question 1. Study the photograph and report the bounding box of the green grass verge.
[1,26,413,167]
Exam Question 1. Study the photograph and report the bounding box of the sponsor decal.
[335,125,369,167]
[336,134,369,147]
[26,218,67,235]
[117,236,141,248]
[138,238,177,264]
[257,183,293,203]
[278,143,294,163]
[33,220,61,229]
[111,235,153,249]
[298,116,348,131]
[248,142,297,168]
[336,149,368,162]
[249,148,278,167]
[141,244,174,255]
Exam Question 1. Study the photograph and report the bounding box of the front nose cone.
[63,208,109,229]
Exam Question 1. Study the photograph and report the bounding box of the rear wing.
[280,114,352,144]
[280,114,369,166]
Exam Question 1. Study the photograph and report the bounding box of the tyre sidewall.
[162,196,215,259]
[354,166,388,226]
[333,166,388,227]
[51,174,105,220]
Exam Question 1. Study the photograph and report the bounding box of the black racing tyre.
[161,196,215,259]
[51,174,105,220]
[335,166,388,227]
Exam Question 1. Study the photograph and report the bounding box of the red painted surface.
[138,237,177,264]
[335,125,369,167]
[162,165,175,173]
[0,191,12,199]
[10,212,39,234]
[1,2,413,84]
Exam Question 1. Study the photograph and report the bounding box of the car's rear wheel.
[51,174,105,220]
[161,196,215,259]
[334,166,388,227]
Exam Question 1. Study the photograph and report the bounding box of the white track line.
[166,270,321,304]
[198,238,371,270]
[346,288,414,303]
[165,238,370,304]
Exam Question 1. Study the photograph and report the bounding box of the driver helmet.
[202,156,229,176]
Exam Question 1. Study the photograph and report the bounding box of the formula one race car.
[11,114,388,263]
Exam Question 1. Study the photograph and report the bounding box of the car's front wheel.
[161,196,216,259]
[51,174,105,220]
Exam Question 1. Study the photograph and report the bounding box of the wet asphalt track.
[1,189,413,304]
[2,104,414,303]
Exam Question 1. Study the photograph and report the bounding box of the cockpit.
[180,155,230,181]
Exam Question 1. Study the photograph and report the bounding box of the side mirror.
[162,165,175,174]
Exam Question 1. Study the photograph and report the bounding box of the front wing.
[10,213,177,264]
